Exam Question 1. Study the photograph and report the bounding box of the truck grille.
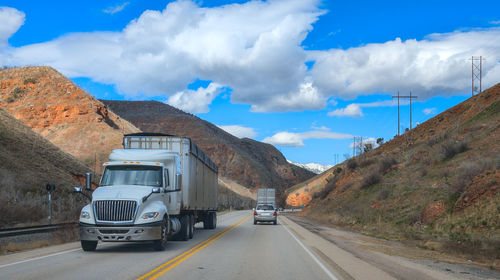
[93,200,137,222]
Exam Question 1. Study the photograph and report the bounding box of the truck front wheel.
[153,217,168,251]
[81,240,97,251]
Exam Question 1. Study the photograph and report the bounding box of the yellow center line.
[137,214,251,280]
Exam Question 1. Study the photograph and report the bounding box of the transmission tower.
[471,56,484,96]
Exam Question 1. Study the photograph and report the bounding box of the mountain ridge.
[101,99,315,198]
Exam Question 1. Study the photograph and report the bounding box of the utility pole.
[410,91,413,130]
[352,137,356,157]
[359,136,363,155]
[471,56,484,96]
[392,92,418,134]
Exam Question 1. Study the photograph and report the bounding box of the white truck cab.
[76,133,218,251]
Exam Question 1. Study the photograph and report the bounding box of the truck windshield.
[101,165,162,187]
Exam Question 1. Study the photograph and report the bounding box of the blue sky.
[1,0,499,165]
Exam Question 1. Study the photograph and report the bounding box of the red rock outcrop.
[0,67,140,173]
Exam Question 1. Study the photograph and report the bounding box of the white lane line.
[0,248,81,269]
[282,221,338,280]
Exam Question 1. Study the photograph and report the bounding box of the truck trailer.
[256,188,276,208]
[75,133,218,251]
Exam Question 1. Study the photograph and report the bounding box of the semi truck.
[257,188,275,208]
[74,133,218,251]
[254,188,277,225]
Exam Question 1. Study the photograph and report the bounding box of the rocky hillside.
[101,100,315,197]
[0,67,140,174]
[287,84,500,264]
[0,108,91,228]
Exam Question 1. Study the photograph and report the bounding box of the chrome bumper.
[80,223,161,242]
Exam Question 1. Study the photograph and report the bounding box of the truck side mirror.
[175,174,182,191]
[85,172,92,191]
[73,186,91,200]
[152,187,161,193]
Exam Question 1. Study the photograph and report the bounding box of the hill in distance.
[101,100,315,199]
[0,108,91,228]
[0,66,141,173]
[287,84,500,264]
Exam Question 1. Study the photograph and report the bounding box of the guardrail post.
[45,184,55,224]
[48,192,52,225]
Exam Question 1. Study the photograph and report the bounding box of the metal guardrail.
[0,222,78,238]
[279,209,303,213]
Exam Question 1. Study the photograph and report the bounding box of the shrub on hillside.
[340,181,354,193]
[313,177,338,200]
[359,157,375,168]
[441,140,468,161]
[378,157,397,174]
[360,168,382,190]
[346,158,358,170]
[377,187,391,200]
[449,161,490,195]
[23,78,37,84]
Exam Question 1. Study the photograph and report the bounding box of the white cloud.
[1,3,500,113]
[0,7,25,46]
[328,99,406,118]
[218,125,257,139]
[311,125,329,131]
[250,81,325,112]
[423,107,437,115]
[328,103,363,117]
[311,29,500,99]
[263,130,352,147]
[166,82,222,113]
[103,2,130,15]
[0,1,324,111]
[490,20,500,25]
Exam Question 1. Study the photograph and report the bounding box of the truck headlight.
[141,212,159,220]
[80,211,91,219]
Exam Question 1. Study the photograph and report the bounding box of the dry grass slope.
[0,108,91,228]
[287,84,500,267]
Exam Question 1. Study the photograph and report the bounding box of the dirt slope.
[101,100,315,198]
[0,67,141,173]
[287,84,500,265]
[0,108,91,228]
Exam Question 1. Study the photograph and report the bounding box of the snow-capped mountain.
[287,160,334,174]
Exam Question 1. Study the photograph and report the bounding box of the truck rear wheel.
[204,212,216,229]
[188,215,194,239]
[81,240,97,251]
[203,213,211,229]
[153,217,168,251]
[210,212,217,229]
[175,215,189,241]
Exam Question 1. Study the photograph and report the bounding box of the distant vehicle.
[257,188,275,208]
[75,133,218,251]
[254,204,277,225]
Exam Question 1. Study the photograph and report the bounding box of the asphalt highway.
[0,211,333,280]
[1,210,489,280]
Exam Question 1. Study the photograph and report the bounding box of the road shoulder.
[284,215,500,280]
